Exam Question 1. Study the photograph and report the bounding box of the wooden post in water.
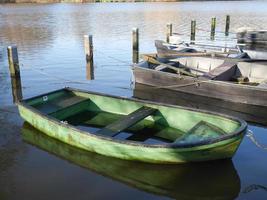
[225,15,230,36]
[166,23,172,43]
[132,28,139,64]
[190,20,196,43]
[84,35,94,80]
[210,17,216,40]
[10,76,23,103]
[7,46,20,78]
[7,46,22,103]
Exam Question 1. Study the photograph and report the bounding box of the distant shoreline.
[0,0,246,4]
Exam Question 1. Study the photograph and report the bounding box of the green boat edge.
[17,87,247,164]
[22,123,241,200]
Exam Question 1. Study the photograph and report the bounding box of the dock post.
[132,28,139,64]
[7,46,22,103]
[7,46,20,78]
[84,35,94,80]
[210,17,216,40]
[166,23,172,43]
[190,20,196,43]
[10,76,23,103]
[225,15,230,36]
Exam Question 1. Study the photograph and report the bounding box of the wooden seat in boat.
[95,106,157,137]
[202,62,237,81]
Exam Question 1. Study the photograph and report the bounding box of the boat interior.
[24,89,240,145]
[155,40,249,59]
[142,56,267,86]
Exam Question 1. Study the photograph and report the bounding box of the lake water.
[1,1,267,199]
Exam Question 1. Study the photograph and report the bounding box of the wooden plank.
[96,106,157,137]
[36,95,87,115]
[133,83,267,125]
[155,65,168,71]
[203,62,237,80]
[49,99,91,120]
[143,55,198,77]
[55,96,87,108]
[133,66,267,107]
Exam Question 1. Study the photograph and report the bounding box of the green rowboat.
[17,87,247,164]
[22,123,241,200]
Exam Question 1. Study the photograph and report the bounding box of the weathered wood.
[166,23,172,43]
[132,28,139,63]
[203,62,237,80]
[37,95,87,115]
[210,17,216,40]
[84,35,94,80]
[133,83,267,126]
[7,46,20,78]
[49,99,91,120]
[225,15,230,36]
[133,65,267,108]
[96,106,156,137]
[11,77,23,103]
[7,46,23,103]
[142,55,198,77]
[190,20,196,42]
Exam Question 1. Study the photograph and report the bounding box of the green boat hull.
[17,88,247,164]
[22,123,241,200]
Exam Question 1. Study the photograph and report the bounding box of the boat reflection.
[133,83,267,126]
[22,123,241,200]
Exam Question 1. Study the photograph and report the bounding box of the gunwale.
[132,63,267,106]
[17,87,247,149]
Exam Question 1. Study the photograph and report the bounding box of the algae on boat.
[17,88,247,163]
[22,123,241,200]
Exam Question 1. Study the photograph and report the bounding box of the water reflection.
[22,123,241,200]
[243,184,267,194]
[133,83,267,126]
[10,77,22,103]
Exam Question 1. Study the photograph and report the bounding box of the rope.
[152,79,211,89]
[0,108,19,115]
[196,27,237,35]
[243,184,267,193]
[154,80,210,89]
[246,129,267,151]
[172,32,237,40]
[94,49,132,65]
[27,67,90,85]
[19,62,133,91]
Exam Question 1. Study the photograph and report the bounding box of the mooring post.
[225,15,230,36]
[11,76,23,103]
[132,27,139,64]
[166,23,172,43]
[7,46,20,78]
[190,20,196,43]
[7,46,22,102]
[210,17,216,40]
[84,35,94,80]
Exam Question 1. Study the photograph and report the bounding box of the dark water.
[1,2,267,199]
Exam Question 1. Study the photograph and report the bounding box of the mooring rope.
[243,184,267,193]
[246,129,267,151]
[27,67,90,85]
[0,108,18,115]
[95,49,132,65]
[150,79,211,89]
[20,62,133,91]
[196,27,237,35]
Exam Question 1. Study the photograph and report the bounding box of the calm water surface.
[1,1,267,199]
